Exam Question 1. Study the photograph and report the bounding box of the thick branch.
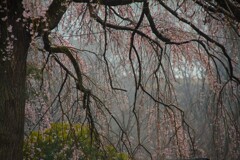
[50,46,89,92]
[46,0,72,30]
[42,33,88,93]
[45,0,144,33]
[143,2,171,43]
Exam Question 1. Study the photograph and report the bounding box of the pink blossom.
[1,16,7,21]
[7,25,12,32]
[23,10,31,19]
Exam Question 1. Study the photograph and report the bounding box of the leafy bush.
[23,123,129,160]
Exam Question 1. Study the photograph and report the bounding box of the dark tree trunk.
[0,0,31,159]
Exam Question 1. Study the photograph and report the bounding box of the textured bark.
[0,0,30,159]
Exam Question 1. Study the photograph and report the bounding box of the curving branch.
[214,0,240,21]
[158,0,240,84]
[45,0,145,33]
[50,46,89,93]
[143,2,171,43]
[193,0,240,22]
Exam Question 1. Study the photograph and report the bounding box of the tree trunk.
[0,0,30,159]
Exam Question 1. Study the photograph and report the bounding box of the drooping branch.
[214,0,240,21]
[88,5,161,47]
[42,31,88,94]
[158,0,240,84]
[194,0,240,22]
[97,5,127,92]
[50,46,89,93]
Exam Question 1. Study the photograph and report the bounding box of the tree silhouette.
[0,0,240,159]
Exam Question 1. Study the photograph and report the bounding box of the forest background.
[0,0,240,159]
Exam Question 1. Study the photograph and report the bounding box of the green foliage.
[23,123,129,160]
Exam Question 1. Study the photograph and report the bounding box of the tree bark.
[0,0,31,159]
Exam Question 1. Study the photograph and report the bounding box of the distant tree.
[1,0,240,159]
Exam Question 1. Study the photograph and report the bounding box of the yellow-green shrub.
[23,123,129,160]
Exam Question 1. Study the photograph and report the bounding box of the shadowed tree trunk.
[0,0,240,159]
[0,0,30,159]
